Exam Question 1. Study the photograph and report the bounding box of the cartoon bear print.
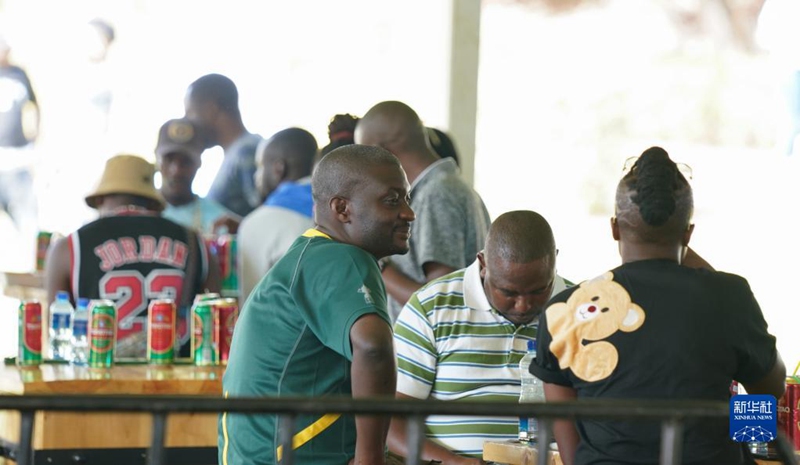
[545,272,645,382]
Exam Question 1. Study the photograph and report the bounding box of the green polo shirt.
[219,229,390,465]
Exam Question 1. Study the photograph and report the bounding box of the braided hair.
[320,114,360,157]
[615,147,693,243]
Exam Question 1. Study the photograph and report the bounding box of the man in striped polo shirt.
[390,210,571,463]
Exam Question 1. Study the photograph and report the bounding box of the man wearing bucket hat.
[44,154,221,359]
[155,117,236,235]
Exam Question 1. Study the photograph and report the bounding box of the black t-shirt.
[0,65,36,148]
[531,259,777,465]
[68,212,208,358]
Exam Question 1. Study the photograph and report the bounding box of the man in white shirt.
[390,210,570,462]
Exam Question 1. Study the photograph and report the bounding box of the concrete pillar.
[447,0,482,186]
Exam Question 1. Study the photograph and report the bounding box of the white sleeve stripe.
[69,232,80,299]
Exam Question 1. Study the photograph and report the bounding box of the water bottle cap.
[56,291,69,301]
[77,297,90,308]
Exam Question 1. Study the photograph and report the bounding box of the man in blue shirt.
[184,74,262,217]
[238,127,317,300]
[155,117,234,234]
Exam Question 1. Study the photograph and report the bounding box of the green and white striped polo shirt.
[394,260,569,458]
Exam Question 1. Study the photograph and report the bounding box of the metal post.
[16,410,34,465]
[537,419,551,465]
[279,414,296,465]
[405,415,424,465]
[659,418,684,465]
[147,412,167,465]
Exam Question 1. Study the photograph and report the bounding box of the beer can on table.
[191,301,217,365]
[88,300,117,368]
[194,292,221,305]
[212,298,238,364]
[147,299,176,365]
[17,300,43,366]
[215,235,239,298]
[785,381,800,451]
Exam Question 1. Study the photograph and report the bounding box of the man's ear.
[477,250,487,278]
[272,159,287,181]
[330,197,350,223]
[611,217,620,241]
[683,223,695,246]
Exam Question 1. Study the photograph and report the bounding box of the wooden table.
[0,363,224,464]
[483,439,788,465]
[484,440,562,465]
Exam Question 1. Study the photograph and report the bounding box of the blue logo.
[730,394,777,443]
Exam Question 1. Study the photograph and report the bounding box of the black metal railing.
[0,395,796,465]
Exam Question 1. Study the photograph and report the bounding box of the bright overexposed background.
[1,0,798,373]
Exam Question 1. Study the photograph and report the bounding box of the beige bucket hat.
[85,154,166,210]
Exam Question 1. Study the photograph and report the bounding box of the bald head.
[355,101,431,155]
[185,73,240,118]
[312,144,403,207]
[255,127,318,201]
[262,127,317,173]
[485,211,556,264]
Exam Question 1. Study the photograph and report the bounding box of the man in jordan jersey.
[45,155,220,358]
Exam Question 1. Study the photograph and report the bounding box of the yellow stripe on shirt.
[301,228,332,239]
[222,391,230,465]
[275,413,342,461]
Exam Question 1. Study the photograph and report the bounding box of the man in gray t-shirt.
[184,73,262,217]
[355,101,490,320]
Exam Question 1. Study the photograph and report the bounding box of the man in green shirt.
[220,144,416,465]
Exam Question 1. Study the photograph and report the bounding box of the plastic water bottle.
[48,291,74,361]
[71,298,90,365]
[519,339,545,442]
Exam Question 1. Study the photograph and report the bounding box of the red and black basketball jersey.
[68,210,208,358]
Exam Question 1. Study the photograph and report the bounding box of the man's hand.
[212,214,242,235]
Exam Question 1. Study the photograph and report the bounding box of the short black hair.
[615,146,693,243]
[266,127,318,176]
[312,144,401,206]
[485,210,555,263]
[187,73,240,118]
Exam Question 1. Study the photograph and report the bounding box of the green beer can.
[88,299,117,368]
[194,293,221,305]
[18,300,43,366]
[191,302,217,366]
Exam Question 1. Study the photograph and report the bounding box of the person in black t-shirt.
[45,154,220,358]
[531,147,786,465]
